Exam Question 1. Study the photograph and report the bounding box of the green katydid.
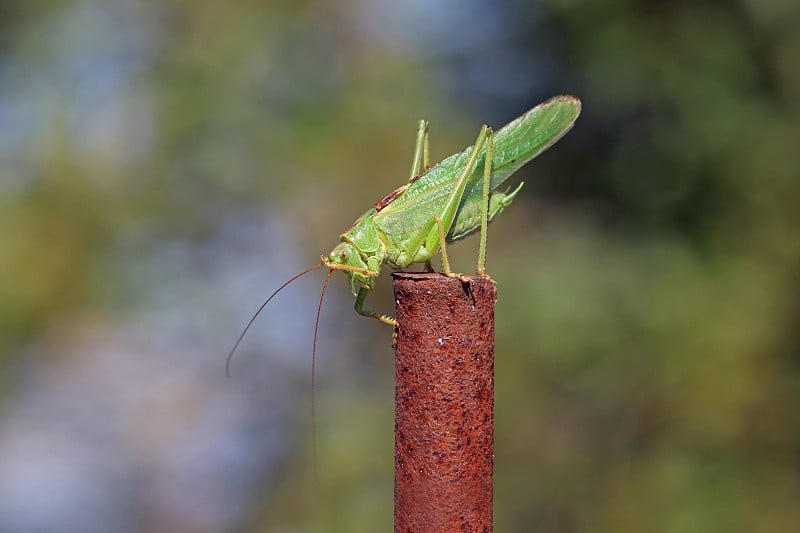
[227,95,581,374]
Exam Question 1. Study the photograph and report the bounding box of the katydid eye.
[340,250,348,260]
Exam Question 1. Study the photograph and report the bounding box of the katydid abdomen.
[447,182,524,242]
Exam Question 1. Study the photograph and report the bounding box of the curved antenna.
[311,268,333,488]
[226,262,325,377]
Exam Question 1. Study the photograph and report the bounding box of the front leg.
[355,287,397,326]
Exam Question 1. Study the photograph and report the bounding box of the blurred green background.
[1,1,799,532]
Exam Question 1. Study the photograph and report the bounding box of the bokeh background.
[1,1,799,532]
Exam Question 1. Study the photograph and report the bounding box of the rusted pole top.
[392,272,496,533]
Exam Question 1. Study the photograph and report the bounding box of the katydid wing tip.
[548,94,582,116]
[515,96,581,134]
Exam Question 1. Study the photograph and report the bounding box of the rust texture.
[392,272,496,533]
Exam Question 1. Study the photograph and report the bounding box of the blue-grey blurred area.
[1,0,799,531]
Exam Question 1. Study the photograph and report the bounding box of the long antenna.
[311,268,333,489]
[226,262,325,377]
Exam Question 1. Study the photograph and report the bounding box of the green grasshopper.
[227,95,581,374]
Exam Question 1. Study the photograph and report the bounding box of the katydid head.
[325,241,375,293]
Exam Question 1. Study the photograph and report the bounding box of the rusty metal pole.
[392,272,496,532]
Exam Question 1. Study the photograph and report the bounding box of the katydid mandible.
[227,95,581,374]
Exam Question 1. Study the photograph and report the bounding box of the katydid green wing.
[372,95,581,238]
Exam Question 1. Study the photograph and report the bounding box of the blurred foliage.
[1,0,799,531]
